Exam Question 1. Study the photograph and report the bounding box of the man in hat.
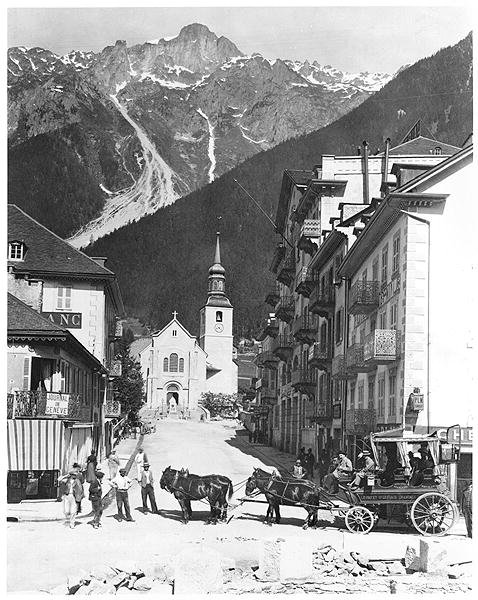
[349,451,376,490]
[111,467,134,522]
[140,462,158,514]
[58,470,84,528]
[89,470,105,528]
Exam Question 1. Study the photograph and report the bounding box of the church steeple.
[206,232,231,307]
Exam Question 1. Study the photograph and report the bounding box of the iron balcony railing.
[308,341,332,370]
[105,398,121,418]
[315,391,332,422]
[291,368,318,390]
[276,250,296,287]
[265,284,281,307]
[298,220,320,255]
[270,243,286,274]
[364,329,401,363]
[275,296,295,323]
[7,390,90,421]
[348,280,380,315]
[272,335,294,361]
[295,267,314,297]
[331,355,347,380]
[346,344,376,376]
[309,284,335,317]
[292,314,318,343]
[255,350,279,369]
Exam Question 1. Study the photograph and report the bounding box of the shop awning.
[7,419,65,471]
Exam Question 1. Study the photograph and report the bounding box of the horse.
[159,466,233,524]
[245,467,322,529]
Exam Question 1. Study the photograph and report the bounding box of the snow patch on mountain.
[197,108,216,182]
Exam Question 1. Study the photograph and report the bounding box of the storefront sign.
[414,426,473,447]
[41,312,82,329]
[45,392,69,416]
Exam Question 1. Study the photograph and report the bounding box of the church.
[138,234,238,416]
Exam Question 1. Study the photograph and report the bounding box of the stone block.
[133,576,154,591]
[90,564,118,582]
[110,572,129,588]
[404,545,420,572]
[258,539,281,581]
[67,570,90,593]
[173,546,224,594]
[258,537,315,582]
[113,560,142,575]
[221,556,236,570]
[116,588,131,594]
[419,539,449,574]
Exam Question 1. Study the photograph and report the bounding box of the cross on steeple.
[172,311,178,320]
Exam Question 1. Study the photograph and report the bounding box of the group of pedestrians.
[57,446,159,530]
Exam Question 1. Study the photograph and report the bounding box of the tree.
[114,334,145,422]
[200,391,239,418]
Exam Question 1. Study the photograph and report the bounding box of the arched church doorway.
[166,383,180,415]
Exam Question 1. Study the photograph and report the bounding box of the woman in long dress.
[86,450,98,483]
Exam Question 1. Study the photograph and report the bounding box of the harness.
[255,474,326,510]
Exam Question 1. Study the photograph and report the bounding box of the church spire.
[206,232,231,307]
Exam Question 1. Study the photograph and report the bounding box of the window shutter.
[65,287,71,309]
[22,357,31,390]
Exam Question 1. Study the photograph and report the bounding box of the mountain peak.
[178,23,214,40]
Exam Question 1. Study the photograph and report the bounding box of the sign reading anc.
[41,312,82,329]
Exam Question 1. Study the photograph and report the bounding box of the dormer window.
[433,146,442,155]
[8,241,26,261]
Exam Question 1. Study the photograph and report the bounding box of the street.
[7,419,472,592]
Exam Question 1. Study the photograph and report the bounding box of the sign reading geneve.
[45,392,69,416]
[41,312,82,329]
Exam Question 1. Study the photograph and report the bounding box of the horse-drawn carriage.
[338,427,460,536]
[244,427,461,536]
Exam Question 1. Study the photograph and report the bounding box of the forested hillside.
[87,33,472,337]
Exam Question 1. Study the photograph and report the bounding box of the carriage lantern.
[439,424,462,464]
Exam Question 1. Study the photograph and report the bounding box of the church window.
[172,330,177,337]
[163,358,168,372]
[179,358,184,372]
[216,311,223,322]
[169,353,179,372]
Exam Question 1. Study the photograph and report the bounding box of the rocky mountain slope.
[85,33,472,337]
[8,23,392,243]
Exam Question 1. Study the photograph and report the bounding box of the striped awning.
[7,419,64,471]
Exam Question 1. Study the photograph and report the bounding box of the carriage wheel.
[345,506,375,534]
[410,493,456,536]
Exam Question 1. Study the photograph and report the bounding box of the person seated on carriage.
[292,460,306,479]
[409,452,426,486]
[349,451,376,491]
[378,443,401,487]
[323,451,353,494]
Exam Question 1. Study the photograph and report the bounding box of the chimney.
[91,257,107,268]
[381,137,391,197]
[362,141,370,205]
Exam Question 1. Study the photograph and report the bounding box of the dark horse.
[245,468,322,529]
[160,466,233,524]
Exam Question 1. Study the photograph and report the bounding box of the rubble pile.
[313,545,405,577]
[49,561,173,596]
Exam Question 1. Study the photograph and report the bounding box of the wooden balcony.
[255,350,279,369]
[265,285,281,307]
[291,368,318,393]
[7,390,91,421]
[309,285,335,317]
[272,335,294,361]
[275,296,295,323]
[270,243,286,274]
[297,220,320,255]
[331,355,347,380]
[308,342,332,370]
[348,280,379,315]
[292,315,318,344]
[346,345,376,377]
[364,329,400,364]
[295,267,314,297]
[276,251,295,287]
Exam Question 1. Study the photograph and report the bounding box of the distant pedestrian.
[89,471,105,528]
[86,450,97,483]
[298,447,306,468]
[305,449,315,479]
[108,450,120,479]
[135,448,147,480]
[292,460,305,479]
[71,462,85,513]
[112,468,134,522]
[461,482,472,538]
[58,470,83,528]
[140,463,158,514]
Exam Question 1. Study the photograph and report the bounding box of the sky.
[7,5,473,74]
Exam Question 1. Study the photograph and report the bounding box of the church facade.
[139,235,238,415]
